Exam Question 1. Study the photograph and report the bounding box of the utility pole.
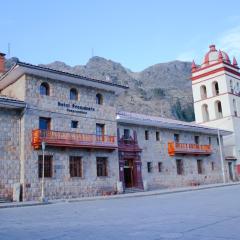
[41,142,46,202]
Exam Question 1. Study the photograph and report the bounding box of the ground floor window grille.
[158,162,162,172]
[38,155,53,178]
[97,157,108,177]
[69,156,82,177]
[176,159,183,175]
[197,159,203,174]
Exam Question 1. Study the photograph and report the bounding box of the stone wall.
[20,74,119,200]
[118,123,228,190]
[0,109,21,199]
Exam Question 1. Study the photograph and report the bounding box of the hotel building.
[0,52,233,201]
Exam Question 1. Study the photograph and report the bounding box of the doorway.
[228,162,234,181]
[124,160,134,188]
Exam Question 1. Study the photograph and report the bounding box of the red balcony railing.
[32,129,117,150]
[168,141,212,156]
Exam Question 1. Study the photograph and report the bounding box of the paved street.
[1,185,240,240]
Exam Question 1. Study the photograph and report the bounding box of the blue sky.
[1,0,240,71]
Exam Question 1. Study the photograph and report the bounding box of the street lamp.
[41,141,46,202]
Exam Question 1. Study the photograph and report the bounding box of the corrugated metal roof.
[117,111,231,136]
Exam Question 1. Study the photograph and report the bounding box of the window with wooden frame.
[69,156,82,177]
[176,159,183,175]
[174,133,180,143]
[145,130,149,140]
[197,159,203,174]
[96,123,105,142]
[96,157,107,177]
[40,82,50,96]
[158,162,162,172]
[38,155,53,178]
[211,162,215,171]
[39,117,51,130]
[147,162,153,173]
[156,131,160,141]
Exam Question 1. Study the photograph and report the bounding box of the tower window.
[233,99,237,117]
[212,81,219,96]
[202,104,210,122]
[200,85,207,99]
[230,80,234,93]
[215,100,223,119]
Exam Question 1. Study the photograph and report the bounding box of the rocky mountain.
[6,57,195,121]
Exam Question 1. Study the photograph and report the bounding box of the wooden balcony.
[168,141,212,156]
[32,129,117,150]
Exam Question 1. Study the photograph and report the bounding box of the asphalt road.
[1,185,240,240]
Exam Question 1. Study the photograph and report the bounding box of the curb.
[1,182,239,209]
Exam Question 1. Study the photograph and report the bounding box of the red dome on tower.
[203,44,230,66]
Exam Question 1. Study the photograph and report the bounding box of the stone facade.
[0,61,233,201]
[118,123,227,190]
[0,109,21,199]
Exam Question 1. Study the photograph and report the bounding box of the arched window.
[212,81,219,96]
[233,99,237,117]
[200,85,207,99]
[215,100,223,119]
[70,88,78,100]
[40,82,50,96]
[96,93,103,105]
[230,80,234,93]
[202,104,209,122]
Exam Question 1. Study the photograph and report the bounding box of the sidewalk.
[1,181,239,209]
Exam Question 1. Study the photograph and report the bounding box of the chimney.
[0,52,6,75]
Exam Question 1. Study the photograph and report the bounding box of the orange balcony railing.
[168,141,212,156]
[32,129,117,150]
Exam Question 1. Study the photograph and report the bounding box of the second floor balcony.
[32,129,117,150]
[168,141,212,156]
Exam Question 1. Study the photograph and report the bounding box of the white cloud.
[217,26,240,58]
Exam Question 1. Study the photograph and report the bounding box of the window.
[96,123,105,141]
[230,80,234,93]
[96,93,103,105]
[96,157,107,177]
[208,137,211,145]
[147,162,153,173]
[176,159,183,175]
[71,120,78,129]
[38,155,53,178]
[233,99,237,117]
[145,130,149,140]
[202,104,210,122]
[158,162,162,172]
[200,85,207,99]
[70,88,78,100]
[156,131,160,141]
[212,81,219,96]
[39,117,51,130]
[124,129,130,139]
[174,133,180,143]
[217,137,219,145]
[69,156,82,177]
[194,136,199,144]
[215,100,223,119]
[211,162,215,171]
[197,160,203,174]
[40,82,50,96]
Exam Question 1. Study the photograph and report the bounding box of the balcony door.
[96,123,105,142]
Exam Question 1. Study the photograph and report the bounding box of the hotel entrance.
[124,159,134,188]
